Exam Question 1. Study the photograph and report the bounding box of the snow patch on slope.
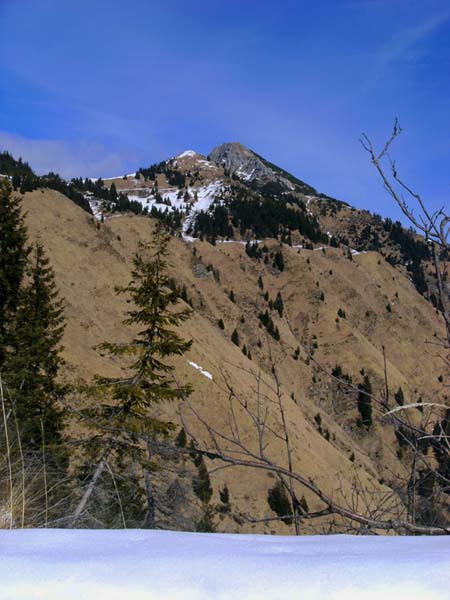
[87,197,103,220]
[113,179,224,242]
[181,179,224,241]
[102,173,137,181]
[176,150,197,159]
[236,165,255,181]
[188,360,213,380]
[125,187,187,213]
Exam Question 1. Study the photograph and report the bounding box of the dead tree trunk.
[71,446,112,526]
[142,441,156,528]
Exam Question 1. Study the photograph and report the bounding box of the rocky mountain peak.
[208,142,273,182]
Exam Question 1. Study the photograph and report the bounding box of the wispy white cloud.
[0,132,133,179]
[365,9,450,89]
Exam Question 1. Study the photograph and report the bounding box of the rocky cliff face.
[209,142,274,182]
[209,141,300,192]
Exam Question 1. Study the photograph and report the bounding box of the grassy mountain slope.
[21,187,446,533]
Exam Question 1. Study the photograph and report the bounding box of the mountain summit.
[208,142,274,182]
[208,142,318,196]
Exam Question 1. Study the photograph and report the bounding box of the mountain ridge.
[0,144,439,303]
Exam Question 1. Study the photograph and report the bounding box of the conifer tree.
[267,480,293,525]
[193,456,213,503]
[219,484,230,507]
[273,250,285,271]
[98,223,192,409]
[357,375,373,429]
[274,292,284,317]
[12,174,21,191]
[394,387,404,406]
[433,410,450,482]
[74,223,192,525]
[175,427,187,448]
[7,243,66,449]
[109,182,118,203]
[195,505,216,532]
[4,241,68,526]
[0,181,29,367]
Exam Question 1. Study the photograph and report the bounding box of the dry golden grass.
[20,188,446,533]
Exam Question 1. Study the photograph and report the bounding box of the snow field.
[0,529,448,600]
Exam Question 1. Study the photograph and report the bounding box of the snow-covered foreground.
[0,529,449,600]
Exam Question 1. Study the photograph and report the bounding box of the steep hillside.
[21,186,447,534]
[90,142,439,306]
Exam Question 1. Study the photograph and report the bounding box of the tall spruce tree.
[74,223,192,525]
[96,222,192,431]
[0,181,30,368]
[0,188,68,525]
[7,243,66,449]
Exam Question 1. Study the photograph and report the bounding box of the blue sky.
[0,0,449,221]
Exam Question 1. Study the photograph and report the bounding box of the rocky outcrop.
[209,142,273,182]
[208,142,297,192]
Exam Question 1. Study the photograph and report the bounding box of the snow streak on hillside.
[181,179,223,241]
[188,360,213,380]
[122,179,222,221]
[0,529,449,600]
